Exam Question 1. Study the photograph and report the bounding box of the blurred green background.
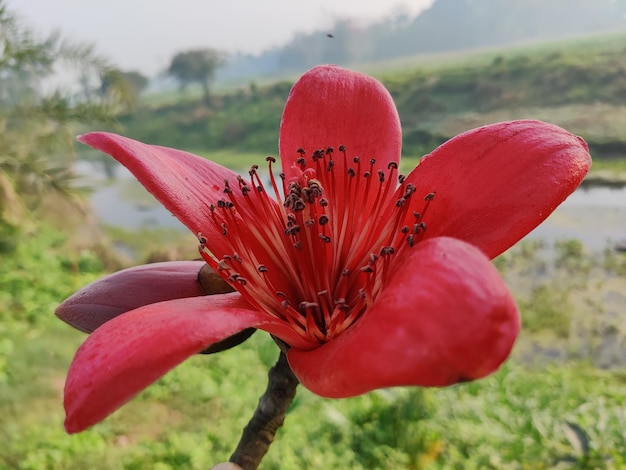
[2,0,626,468]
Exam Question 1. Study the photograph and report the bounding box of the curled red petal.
[77,132,245,257]
[64,293,304,433]
[279,65,402,182]
[56,261,206,333]
[288,237,519,398]
[406,120,591,258]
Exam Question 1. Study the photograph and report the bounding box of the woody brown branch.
[228,351,299,470]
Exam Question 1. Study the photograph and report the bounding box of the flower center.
[198,146,434,347]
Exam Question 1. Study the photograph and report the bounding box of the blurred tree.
[167,48,226,103]
[0,1,126,233]
[100,69,149,110]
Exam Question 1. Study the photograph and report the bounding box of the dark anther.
[401,226,409,233]
[319,215,329,225]
[293,241,302,250]
[413,211,421,220]
[319,234,331,243]
[403,184,416,199]
[210,203,215,212]
[369,253,379,265]
[241,185,251,196]
[347,168,356,177]
[284,225,301,236]
[217,200,226,208]
[424,192,436,201]
[398,174,406,184]
[197,233,207,245]
[387,161,398,170]
[326,160,334,172]
[307,179,324,199]
[312,149,322,161]
[326,147,334,154]
[279,172,285,180]
[353,156,360,163]
[228,273,240,283]
[419,222,427,232]
[233,252,242,263]
[413,223,422,234]
[338,145,346,152]
[217,260,229,271]
[281,300,290,308]
[319,198,329,207]
[276,291,286,298]
[297,148,305,155]
[296,157,306,167]
[378,170,385,182]
[223,255,232,261]
[305,219,315,227]
[380,246,395,256]
[302,189,313,204]
[360,265,374,273]
[363,171,371,178]
[266,156,276,163]
[407,234,415,247]
[299,301,319,310]
[236,277,247,286]
[342,269,350,276]
[221,223,228,235]
[396,198,406,207]
[258,265,268,273]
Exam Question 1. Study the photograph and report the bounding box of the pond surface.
[82,162,626,252]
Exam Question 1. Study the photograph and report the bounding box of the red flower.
[58,65,591,433]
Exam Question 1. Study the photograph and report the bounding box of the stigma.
[198,147,435,347]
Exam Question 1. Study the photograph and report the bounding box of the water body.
[82,162,626,252]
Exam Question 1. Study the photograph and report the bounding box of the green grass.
[2,226,626,468]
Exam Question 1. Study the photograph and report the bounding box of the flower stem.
[229,351,299,469]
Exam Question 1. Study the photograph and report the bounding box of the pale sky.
[7,0,434,76]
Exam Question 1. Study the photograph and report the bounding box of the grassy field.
[107,31,626,168]
[2,224,626,469]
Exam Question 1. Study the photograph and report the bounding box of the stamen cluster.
[198,146,435,346]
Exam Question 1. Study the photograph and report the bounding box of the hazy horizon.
[6,0,433,76]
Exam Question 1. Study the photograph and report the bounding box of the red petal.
[279,65,402,180]
[77,133,245,257]
[64,293,304,433]
[406,120,591,258]
[288,237,519,398]
[56,261,206,333]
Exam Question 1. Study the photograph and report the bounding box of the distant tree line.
[217,0,626,81]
